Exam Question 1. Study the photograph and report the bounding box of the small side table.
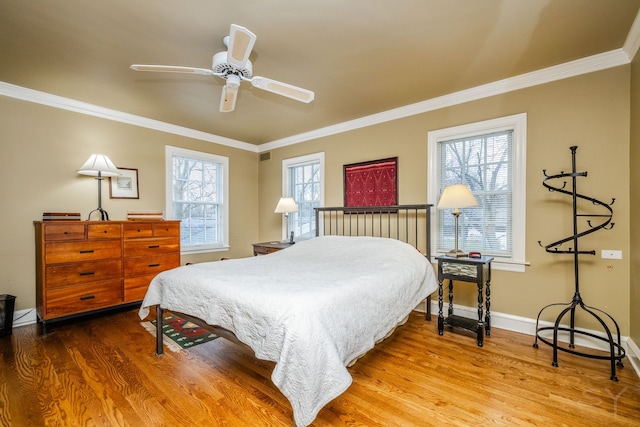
[436,255,494,347]
[252,241,294,256]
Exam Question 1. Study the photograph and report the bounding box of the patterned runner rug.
[142,313,218,352]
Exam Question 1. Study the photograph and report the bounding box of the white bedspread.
[139,236,437,426]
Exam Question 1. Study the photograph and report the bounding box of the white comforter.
[139,236,437,426]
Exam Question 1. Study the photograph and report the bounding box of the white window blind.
[437,130,513,257]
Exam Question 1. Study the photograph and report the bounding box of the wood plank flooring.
[1,309,639,426]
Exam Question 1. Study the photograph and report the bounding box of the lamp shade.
[437,184,478,209]
[77,154,121,177]
[274,197,298,213]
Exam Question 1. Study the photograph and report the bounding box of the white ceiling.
[1,0,639,147]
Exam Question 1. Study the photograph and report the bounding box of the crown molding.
[259,49,631,152]
[0,82,258,153]
[623,8,640,61]
[0,47,631,155]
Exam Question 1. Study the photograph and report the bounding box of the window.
[428,113,527,272]
[165,146,229,253]
[283,153,324,240]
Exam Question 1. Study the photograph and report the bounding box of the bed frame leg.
[426,295,432,321]
[156,306,165,355]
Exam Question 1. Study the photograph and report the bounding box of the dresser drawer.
[123,222,153,238]
[124,274,156,302]
[123,237,179,257]
[45,240,122,264]
[45,279,123,318]
[124,253,180,277]
[45,259,122,288]
[441,261,478,279]
[44,224,85,241]
[87,223,122,239]
[153,222,180,237]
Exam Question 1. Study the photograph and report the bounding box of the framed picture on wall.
[110,167,139,199]
[343,157,398,207]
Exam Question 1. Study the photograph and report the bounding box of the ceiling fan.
[130,24,315,112]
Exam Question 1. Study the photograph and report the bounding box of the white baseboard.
[626,337,640,377]
[12,308,38,328]
[418,298,640,378]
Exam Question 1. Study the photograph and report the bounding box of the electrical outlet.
[601,250,622,259]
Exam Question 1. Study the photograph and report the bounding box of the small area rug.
[142,313,218,352]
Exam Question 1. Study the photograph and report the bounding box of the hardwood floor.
[1,309,639,426]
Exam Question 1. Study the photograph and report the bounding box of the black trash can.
[0,294,16,337]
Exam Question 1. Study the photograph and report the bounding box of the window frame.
[427,113,527,272]
[165,145,229,254]
[282,152,325,241]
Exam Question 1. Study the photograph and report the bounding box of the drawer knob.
[148,245,160,249]
[80,295,95,301]
[148,263,160,267]
[79,271,95,276]
[79,249,95,254]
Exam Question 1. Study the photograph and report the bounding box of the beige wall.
[0,96,259,311]
[259,66,633,334]
[630,52,640,345]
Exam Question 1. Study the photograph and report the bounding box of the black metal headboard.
[314,204,432,259]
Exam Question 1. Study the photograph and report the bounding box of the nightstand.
[252,241,294,256]
[436,255,493,347]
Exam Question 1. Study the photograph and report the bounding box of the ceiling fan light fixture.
[226,74,241,87]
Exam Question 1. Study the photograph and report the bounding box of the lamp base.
[87,207,110,221]
[445,248,468,258]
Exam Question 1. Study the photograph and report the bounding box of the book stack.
[42,212,81,221]
[127,210,164,221]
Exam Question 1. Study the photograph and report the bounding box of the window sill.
[181,245,230,255]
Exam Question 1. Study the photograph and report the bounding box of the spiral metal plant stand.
[533,146,625,381]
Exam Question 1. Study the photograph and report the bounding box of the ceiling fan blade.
[130,64,215,76]
[250,76,315,103]
[226,24,256,69]
[219,83,239,112]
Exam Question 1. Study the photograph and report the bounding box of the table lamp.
[77,154,121,220]
[437,184,478,257]
[274,197,298,244]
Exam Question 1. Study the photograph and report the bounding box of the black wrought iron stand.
[533,146,625,381]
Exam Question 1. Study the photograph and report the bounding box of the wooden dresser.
[34,220,180,333]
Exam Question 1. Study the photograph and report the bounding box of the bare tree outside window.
[438,131,512,256]
[172,154,224,249]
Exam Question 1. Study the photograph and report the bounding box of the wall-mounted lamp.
[437,184,478,257]
[274,197,298,244]
[77,154,121,220]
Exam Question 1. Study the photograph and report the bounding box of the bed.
[138,204,437,426]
